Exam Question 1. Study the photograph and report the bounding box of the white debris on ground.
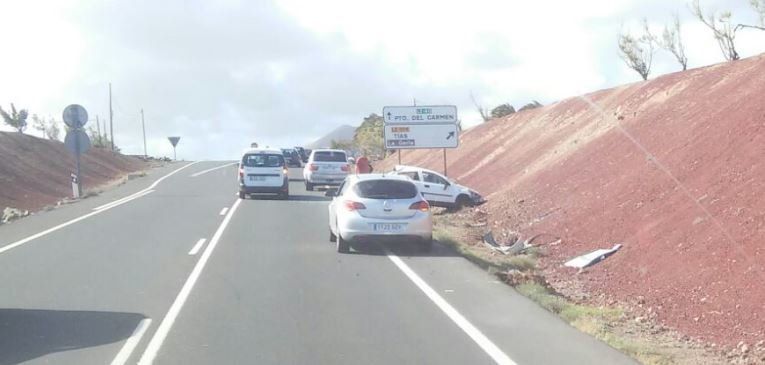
[564,244,622,269]
[482,231,532,255]
[2,207,30,224]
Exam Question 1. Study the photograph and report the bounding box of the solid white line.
[386,253,517,365]
[0,162,200,256]
[188,238,206,255]
[110,318,152,365]
[93,190,154,211]
[190,162,236,177]
[219,207,229,216]
[94,162,201,211]
[138,198,242,365]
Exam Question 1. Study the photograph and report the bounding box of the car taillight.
[343,200,366,211]
[309,163,319,171]
[341,164,349,172]
[409,200,430,212]
[283,165,288,174]
[239,168,244,179]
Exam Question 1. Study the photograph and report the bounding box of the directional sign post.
[382,105,459,175]
[168,136,181,160]
[63,104,90,197]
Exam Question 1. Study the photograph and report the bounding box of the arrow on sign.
[446,131,455,140]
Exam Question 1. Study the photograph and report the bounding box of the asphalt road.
[0,161,636,365]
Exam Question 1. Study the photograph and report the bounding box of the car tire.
[420,237,433,252]
[306,182,314,191]
[239,191,246,199]
[456,195,472,209]
[337,235,350,253]
[329,228,337,242]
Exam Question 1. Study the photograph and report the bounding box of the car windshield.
[314,151,347,162]
[242,154,284,167]
[353,180,417,199]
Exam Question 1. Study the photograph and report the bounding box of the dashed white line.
[110,318,152,365]
[219,207,229,216]
[190,162,237,177]
[188,238,207,255]
[138,198,242,365]
[386,252,516,365]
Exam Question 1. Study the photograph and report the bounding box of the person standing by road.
[355,156,373,174]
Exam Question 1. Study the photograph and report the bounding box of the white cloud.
[0,0,763,159]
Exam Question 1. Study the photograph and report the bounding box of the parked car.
[238,148,289,199]
[281,148,302,167]
[391,165,485,209]
[326,174,432,253]
[294,146,309,163]
[302,149,349,191]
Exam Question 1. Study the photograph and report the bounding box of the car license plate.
[373,223,403,232]
[249,176,265,181]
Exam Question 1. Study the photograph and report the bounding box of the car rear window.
[353,180,418,199]
[242,154,284,167]
[314,151,347,162]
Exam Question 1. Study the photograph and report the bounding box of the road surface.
[0,161,636,365]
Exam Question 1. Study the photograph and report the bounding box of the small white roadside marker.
[188,239,207,255]
[219,207,229,216]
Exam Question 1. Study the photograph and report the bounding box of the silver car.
[326,174,433,253]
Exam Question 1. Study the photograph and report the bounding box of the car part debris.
[564,244,622,269]
[482,231,531,255]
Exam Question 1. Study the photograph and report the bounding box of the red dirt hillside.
[0,132,147,212]
[380,54,765,346]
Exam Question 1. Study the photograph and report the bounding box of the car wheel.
[337,235,350,253]
[239,191,246,199]
[420,237,433,252]
[329,228,337,242]
[456,195,471,209]
[306,182,314,191]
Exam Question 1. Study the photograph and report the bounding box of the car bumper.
[337,212,432,241]
[240,179,288,194]
[305,173,347,185]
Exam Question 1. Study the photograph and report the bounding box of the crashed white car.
[391,165,485,209]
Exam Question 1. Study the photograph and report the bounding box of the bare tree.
[470,92,490,122]
[661,14,689,71]
[689,0,739,61]
[751,0,765,26]
[618,19,656,80]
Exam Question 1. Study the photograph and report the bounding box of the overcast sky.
[0,0,763,160]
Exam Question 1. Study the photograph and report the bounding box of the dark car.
[295,147,309,163]
[281,149,302,167]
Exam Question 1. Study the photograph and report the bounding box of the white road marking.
[138,198,242,365]
[386,252,516,365]
[188,238,206,255]
[219,207,229,216]
[190,162,237,177]
[110,318,152,365]
[0,162,200,256]
[93,190,154,211]
[94,161,201,211]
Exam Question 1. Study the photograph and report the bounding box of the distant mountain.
[305,124,356,149]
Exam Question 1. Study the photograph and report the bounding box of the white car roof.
[311,149,346,154]
[348,173,412,182]
[395,165,440,175]
[242,148,282,155]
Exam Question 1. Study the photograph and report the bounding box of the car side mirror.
[443,182,450,189]
[325,188,338,197]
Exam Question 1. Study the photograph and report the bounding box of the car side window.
[401,171,419,181]
[423,172,443,185]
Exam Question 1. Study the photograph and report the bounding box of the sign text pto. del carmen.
[383,105,458,124]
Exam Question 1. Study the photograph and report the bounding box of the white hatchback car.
[391,165,485,209]
[303,149,350,190]
[326,174,433,253]
[238,148,289,199]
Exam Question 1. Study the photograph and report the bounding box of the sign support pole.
[75,130,83,196]
[398,150,401,165]
[443,148,447,177]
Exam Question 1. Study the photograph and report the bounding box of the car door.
[420,171,456,206]
[328,180,347,233]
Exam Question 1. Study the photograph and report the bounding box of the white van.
[238,148,289,199]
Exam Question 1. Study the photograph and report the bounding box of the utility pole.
[109,83,114,152]
[141,108,147,158]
